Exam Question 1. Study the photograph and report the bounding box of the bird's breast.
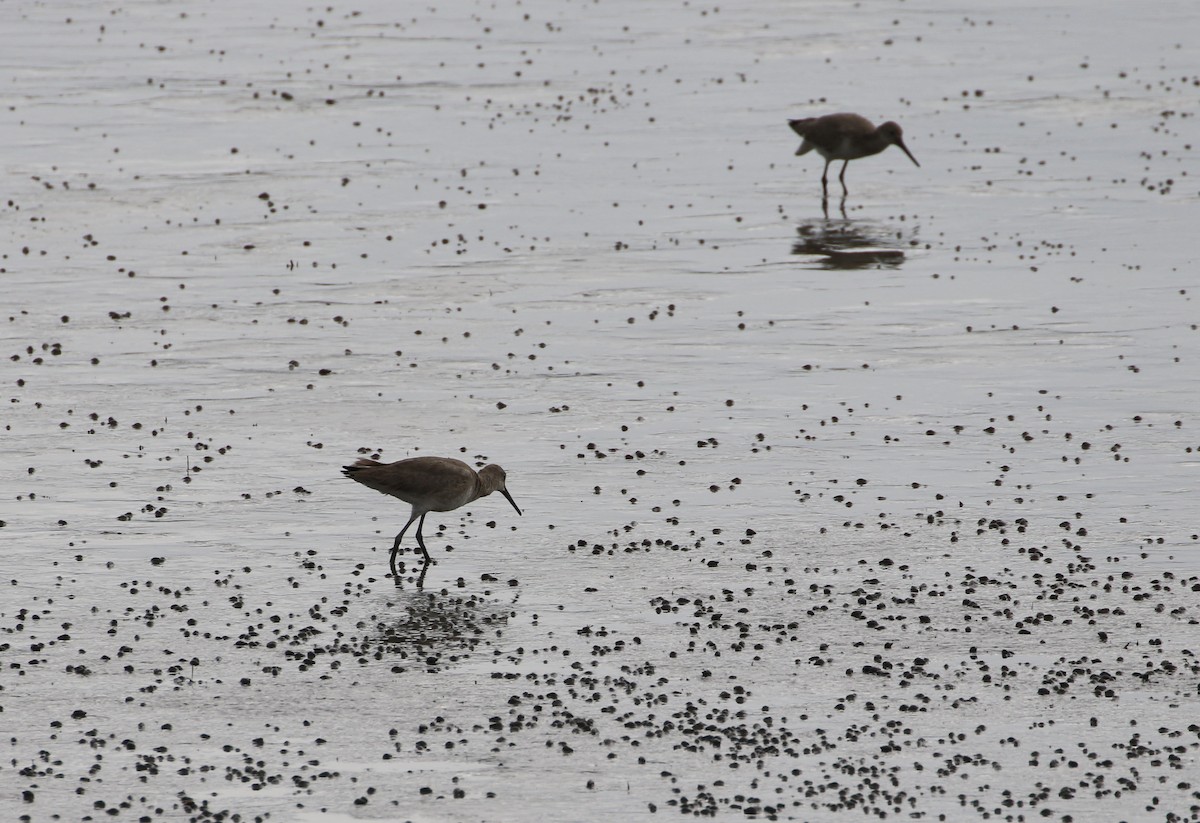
[427,486,478,512]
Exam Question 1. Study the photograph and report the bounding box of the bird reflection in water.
[792,206,915,270]
[368,587,511,672]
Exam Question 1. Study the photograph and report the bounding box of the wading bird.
[343,455,522,585]
[788,113,920,196]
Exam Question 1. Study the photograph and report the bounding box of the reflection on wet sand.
[791,200,913,269]
[367,587,511,672]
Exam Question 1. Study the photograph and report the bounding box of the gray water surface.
[3,1,1198,820]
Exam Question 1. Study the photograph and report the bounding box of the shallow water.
[3,0,1199,820]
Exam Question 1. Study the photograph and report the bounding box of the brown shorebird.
[342,455,521,584]
[788,113,920,196]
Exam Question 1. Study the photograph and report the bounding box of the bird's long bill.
[897,140,920,168]
[500,488,523,516]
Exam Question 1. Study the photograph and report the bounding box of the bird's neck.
[476,466,503,497]
[862,132,891,154]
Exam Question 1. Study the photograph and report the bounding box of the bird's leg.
[821,159,831,196]
[415,561,429,589]
[839,161,850,195]
[389,512,421,581]
[413,513,432,565]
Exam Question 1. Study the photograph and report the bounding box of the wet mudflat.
[2,0,1198,820]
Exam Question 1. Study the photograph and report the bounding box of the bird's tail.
[788,119,817,156]
[342,458,383,479]
[788,118,816,137]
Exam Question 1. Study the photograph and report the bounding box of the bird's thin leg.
[391,513,419,552]
[389,511,421,581]
[821,159,831,196]
[839,161,850,195]
[413,513,431,565]
[415,561,429,589]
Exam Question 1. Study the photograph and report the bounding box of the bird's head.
[879,122,920,168]
[479,464,522,516]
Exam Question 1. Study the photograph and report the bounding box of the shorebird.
[788,113,920,196]
[342,455,522,584]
